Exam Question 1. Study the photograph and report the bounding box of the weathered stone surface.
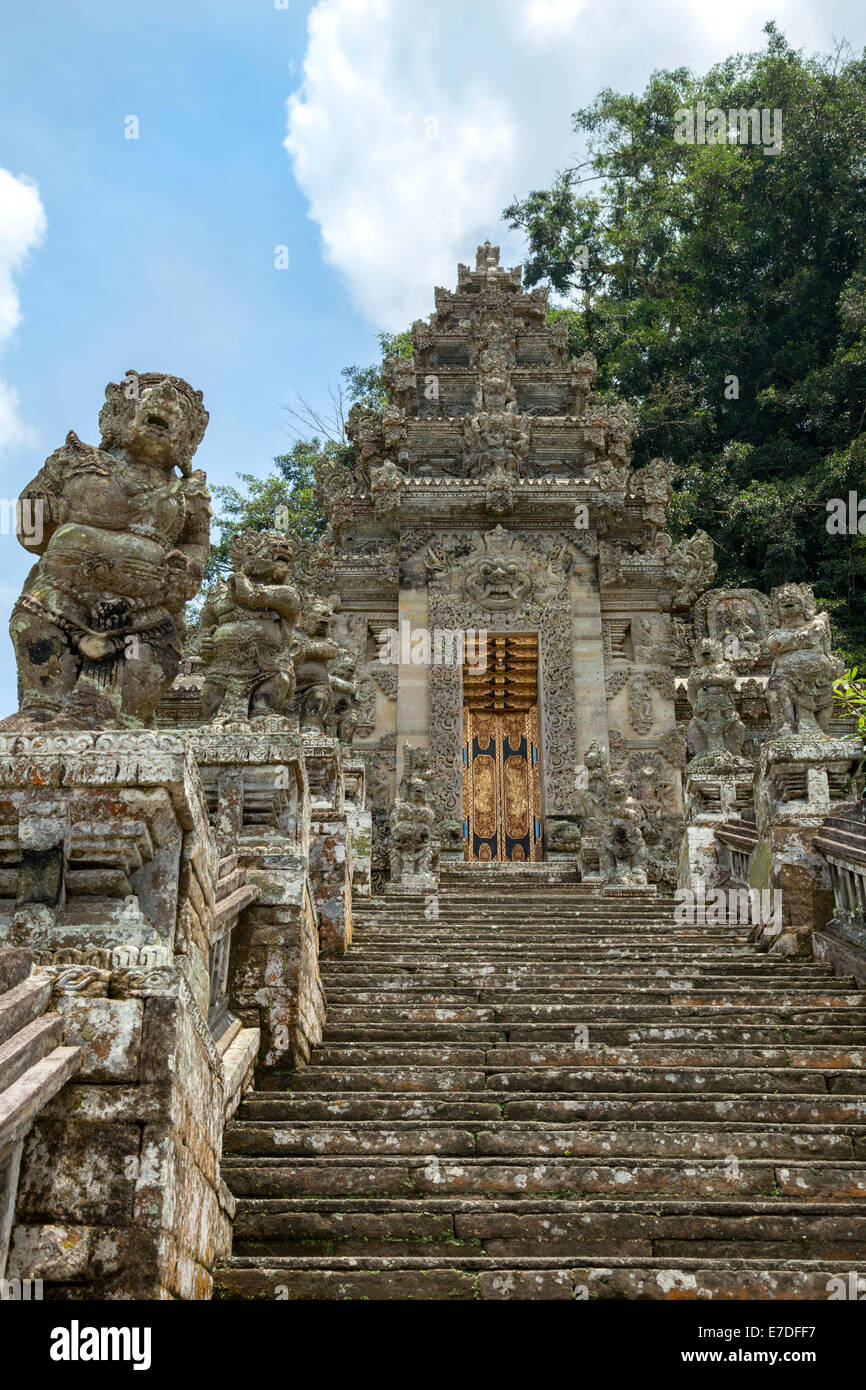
[2,371,210,731]
[215,876,866,1301]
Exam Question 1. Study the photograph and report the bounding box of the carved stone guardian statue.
[765,584,843,736]
[328,648,361,745]
[3,370,210,730]
[686,638,746,757]
[387,746,438,891]
[198,529,300,724]
[599,777,649,886]
[293,598,341,734]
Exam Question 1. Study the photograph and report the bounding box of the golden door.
[461,707,542,862]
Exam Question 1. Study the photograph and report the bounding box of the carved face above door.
[461,527,533,610]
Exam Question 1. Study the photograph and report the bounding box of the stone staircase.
[215,869,866,1300]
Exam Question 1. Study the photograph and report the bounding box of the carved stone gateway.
[322,244,710,870]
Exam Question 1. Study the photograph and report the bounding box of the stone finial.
[476,241,501,272]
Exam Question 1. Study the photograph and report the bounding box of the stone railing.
[714,813,760,889]
[813,799,866,987]
[0,718,363,1295]
[0,946,80,1285]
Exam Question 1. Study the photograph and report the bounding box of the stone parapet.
[0,731,258,1298]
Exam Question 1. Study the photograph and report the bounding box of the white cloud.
[522,0,591,45]
[0,168,47,452]
[286,0,836,329]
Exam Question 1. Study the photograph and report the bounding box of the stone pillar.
[752,735,861,955]
[343,759,372,900]
[303,736,352,958]
[188,727,324,1070]
[396,586,430,786]
[0,731,256,1299]
[678,751,755,890]
[571,555,608,767]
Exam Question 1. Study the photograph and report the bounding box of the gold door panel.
[462,707,542,862]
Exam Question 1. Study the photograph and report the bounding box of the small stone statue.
[546,819,582,854]
[567,352,597,418]
[666,530,717,610]
[293,598,341,734]
[686,637,746,757]
[198,530,300,724]
[3,370,210,730]
[389,748,437,890]
[765,584,843,736]
[599,777,648,886]
[576,739,611,823]
[328,647,360,745]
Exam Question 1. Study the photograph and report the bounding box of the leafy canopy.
[504,23,866,659]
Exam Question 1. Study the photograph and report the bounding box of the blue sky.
[0,0,864,715]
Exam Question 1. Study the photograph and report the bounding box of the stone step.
[0,974,52,1046]
[229,1198,866,1260]
[319,964,837,981]
[0,948,32,995]
[321,1023,866,1046]
[337,950,763,964]
[0,1012,64,1095]
[325,1004,866,1026]
[215,1258,866,1301]
[216,866,246,902]
[219,880,866,1301]
[306,1042,866,1069]
[220,1154,866,1200]
[224,1120,859,1160]
[344,937,760,948]
[280,1065,861,1094]
[239,1089,866,1124]
[322,987,857,1005]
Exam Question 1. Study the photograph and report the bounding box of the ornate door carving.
[462,634,543,867]
[462,709,542,862]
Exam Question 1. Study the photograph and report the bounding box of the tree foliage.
[504,23,866,659]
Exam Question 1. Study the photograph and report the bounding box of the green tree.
[504,23,866,658]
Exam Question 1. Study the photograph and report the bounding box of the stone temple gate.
[310,242,716,875]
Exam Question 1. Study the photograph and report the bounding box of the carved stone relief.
[427,528,579,818]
